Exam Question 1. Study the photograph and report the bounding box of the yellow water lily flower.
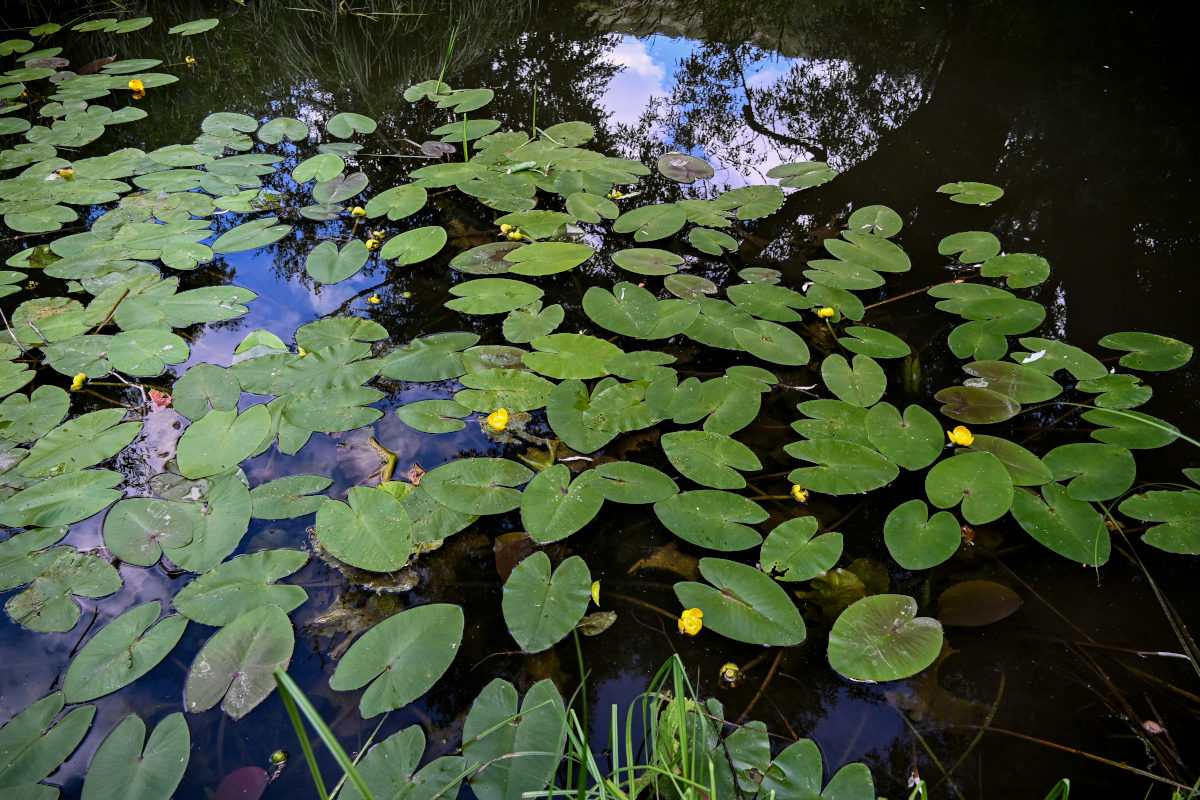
[486,408,509,432]
[128,79,145,100]
[816,307,835,319]
[185,56,197,67]
[370,229,386,239]
[678,607,703,636]
[365,238,380,250]
[719,662,741,687]
[70,373,86,390]
[55,168,74,180]
[606,189,623,199]
[297,347,307,357]
[499,223,514,233]
[350,206,366,217]
[947,425,974,447]
[791,484,809,503]
[366,293,382,304]
[504,227,525,241]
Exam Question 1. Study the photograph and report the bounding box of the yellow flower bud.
[590,580,601,606]
[56,168,74,180]
[366,293,382,304]
[70,374,86,391]
[817,307,835,319]
[127,79,144,92]
[486,408,509,432]
[370,229,386,239]
[791,484,809,503]
[677,607,703,636]
[365,238,380,250]
[499,223,513,233]
[505,228,525,241]
[185,56,197,66]
[719,662,741,687]
[946,425,974,447]
[606,189,623,199]
[350,206,366,217]
[297,347,307,357]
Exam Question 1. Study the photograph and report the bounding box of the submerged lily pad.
[938,580,1022,627]
[828,594,943,681]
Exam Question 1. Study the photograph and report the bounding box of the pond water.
[2,1,1198,798]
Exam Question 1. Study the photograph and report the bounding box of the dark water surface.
[2,1,1199,798]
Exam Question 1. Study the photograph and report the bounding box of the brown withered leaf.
[577,611,617,636]
[627,540,700,581]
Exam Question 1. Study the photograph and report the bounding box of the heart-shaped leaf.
[662,430,761,489]
[654,490,766,550]
[785,439,898,495]
[102,498,195,566]
[80,713,190,800]
[1120,490,1200,555]
[1011,483,1110,564]
[314,487,412,572]
[305,240,367,284]
[502,552,591,652]
[174,550,308,625]
[184,605,293,719]
[828,594,943,681]
[379,225,446,265]
[421,458,532,515]
[176,405,271,479]
[520,466,604,543]
[63,601,187,702]
[760,517,842,582]
[925,451,1013,524]
[883,499,961,570]
[446,278,543,315]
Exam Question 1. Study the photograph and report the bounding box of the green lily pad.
[785,439,899,495]
[828,594,943,681]
[662,430,761,490]
[726,282,811,322]
[792,400,872,447]
[327,112,377,138]
[248,475,331,520]
[674,557,805,646]
[583,282,660,337]
[937,181,1003,205]
[331,603,463,718]
[450,242,520,275]
[687,227,737,255]
[211,217,290,254]
[176,405,271,479]
[925,451,1013,524]
[520,466,604,543]
[365,184,427,220]
[590,461,678,504]
[446,278,543,315]
[1043,443,1135,501]
[379,332,476,382]
[257,116,308,144]
[462,678,565,800]
[0,469,123,528]
[184,605,293,719]
[504,241,593,276]
[839,326,910,358]
[168,18,220,35]
[715,184,785,219]
[313,172,368,204]
[883,499,961,570]
[934,386,1020,424]
[760,517,843,582]
[80,713,190,800]
[962,360,1062,403]
[502,552,591,652]
[733,319,811,366]
[422,457,532,515]
[613,203,687,242]
[864,403,943,470]
[524,333,622,379]
[173,550,308,626]
[503,301,564,343]
[456,368,555,412]
[102,498,195,566]
[980,252,1051,289]
[1011,483,1110,565]
[433,118,500,142]
[172,363,241,421]
[0,692,95,791]
[379,225,447,265]
[1098,331,1193,372]
[766,160,837,189]
[1075,374,1152,409]
[314,487,412,572]
[1082,408,1179,449]
[17,409,139,478]
[396,399,471,433]
[63,601,187,702]
[1120,490,1200,555]
[825,232,911,273]
[966,434,1053,486]
[847,204,903,237]
[566,191,619,222]
[822,354,886,407]
[938,231,1002,263]
[654,490,767,551]
[610,247,682,276]
[938,580,1022,627]
[0,385,69,444]
[292,153,344,183]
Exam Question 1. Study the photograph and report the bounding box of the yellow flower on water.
[505,227,525,241]
[185,56,197,67]
[606,189,623,199]
[499,223,514,233]
[56,168,74,180]
[678,607,703,636]
[590,580,601,606]
[365,238,380,251]
[70,373,86,391]
[370,229,386,240]
[486,408,509,432]
[128,79,145,100]
[946,425,974,447]
[350,206,366,217]
[297,347,307,357]
[366,293,382,304]
[719,662,741,687]
[791,484,809,503]
[816,307,835,319]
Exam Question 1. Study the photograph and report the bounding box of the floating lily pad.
[767,161,837,189]
[883,499,961,570]
[379,225,447,265]
[934,386,1020,424]
[966,434,1053,486]
[379,332,476,382]
[980,252,1051,288]
[839,326,910,358]
[503,301,564,342]
[785,439,898,495]
[314,487,412,572]
[583,282,660,337]
[1075,373,1152,409]
[446,278,543,315]
[610,247,682,276]
[760,517,842,582]
[395,399,470,433]
[938,230,1002,263]
[502,552,591,652]
[80,713,190,800]
[504,241,593,275]
[365,184,427,220]
[176,405,270,479]
[1098,331,1193,372]
[18,409,141,477]
[1120,490,1200,555]
[102,497,195,566]
[847,204,902,237]
[925,451,1013,524]
[864,403,942,470]
[962,360,1062,403]
[520,466,604,543]
[1043,443,1135,501]
[174,550,308,626]
[211,217,290,254]
[826,595,944,684]
[613,203,687,242]
[654,490,766,551]
[462,678,565,800]
[662,430,761,489]
[591,461,678,504]
[327,112,377,138]
[937,181,1003,205]
[524,333,622,379]
[184,605,293,719]
[0,469,123,528]
[64,601,187,702]
[1011,483,1110,564]
[422,458,532,515]
[1082,408,1179,449]
[0,692,95,791]
[674,557,805,646]
[168,18,220,35]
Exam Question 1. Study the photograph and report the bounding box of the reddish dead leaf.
[406,462,426,485]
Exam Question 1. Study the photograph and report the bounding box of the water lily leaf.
[210,217,290,254]
[938,580,1022,627]
[168,18,220,35]
[365,184,427,221]
[980,252,1050,288]
[7,548,122,632]
[883,499,961,570]
[966,434,1053,486]
[934,386,1020,424]
[938,230,1001,263]
[379,332,476,382]
[1011,483,1110,564]
[185,605,293,719]
[613,203,687,242]
[839,326,910,358]
[146,144,211,167]
[524,333,622,379]
[396,399,470,433]
[172,363,240,421]
[446,278,543,315]
[664,273,719,300]
[0,385,69,444]
[583,282,660,336]
[80,713,190,800]
[304,240,367,285]
[654,490,766,551]
[847,204,902,237]
[0,692,94,790]
[662,430,761,489]
[1082,408,1179,449]
[757,738,875,800]
[766,161,837,189]
[174,550,308,625]
[822,354,885,406]
[422,458,532,515]
[806,282,865,321]
[109,329,189,375]
[785,439,898,495]
[504,242,592,276]
[565,191,619,222]
[674,557,805,645]
[63,602,187,702]
[433,118,501,142]
[313,171,368,204]
[1098,331,1193,372]
[1120,490,1200,555]
[520,466,604,543]
[645,299,701,339]
[714,184,784,219]
[102,498,195,566]
[456,368,555,412]
[341,727,465,800]
[1042,443,1134,501]
[379,482,478,544]
[462,678,565,800]
[257,116,307,144]
[314,486,412,572]
[494,211,574,240]
[327,112,377,138]
[545,380,615,453]
[962,361,1062,403]
[502,552,591,653]
[161,469,252,575]
[176,405,271,479]
[657,152,714,183]
[331,603,462,718]
[725,282,811,322]
[610,247,682,276]
[503,301,564,342]
[733,319,811,366]
[937,181,1003,205]
[865,403,942,470]
[926,451,1013,524]
[1075,373,1152,409]
[450,242,520,275]
[825,232,910,272]
[591,461,678,503]
[379,225,446,264]
[760,517,842,582]
[0,469,123,527]
[17,407,140,479]
[828,595,943,681]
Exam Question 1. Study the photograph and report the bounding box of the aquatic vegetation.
[0,9,1196,799]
